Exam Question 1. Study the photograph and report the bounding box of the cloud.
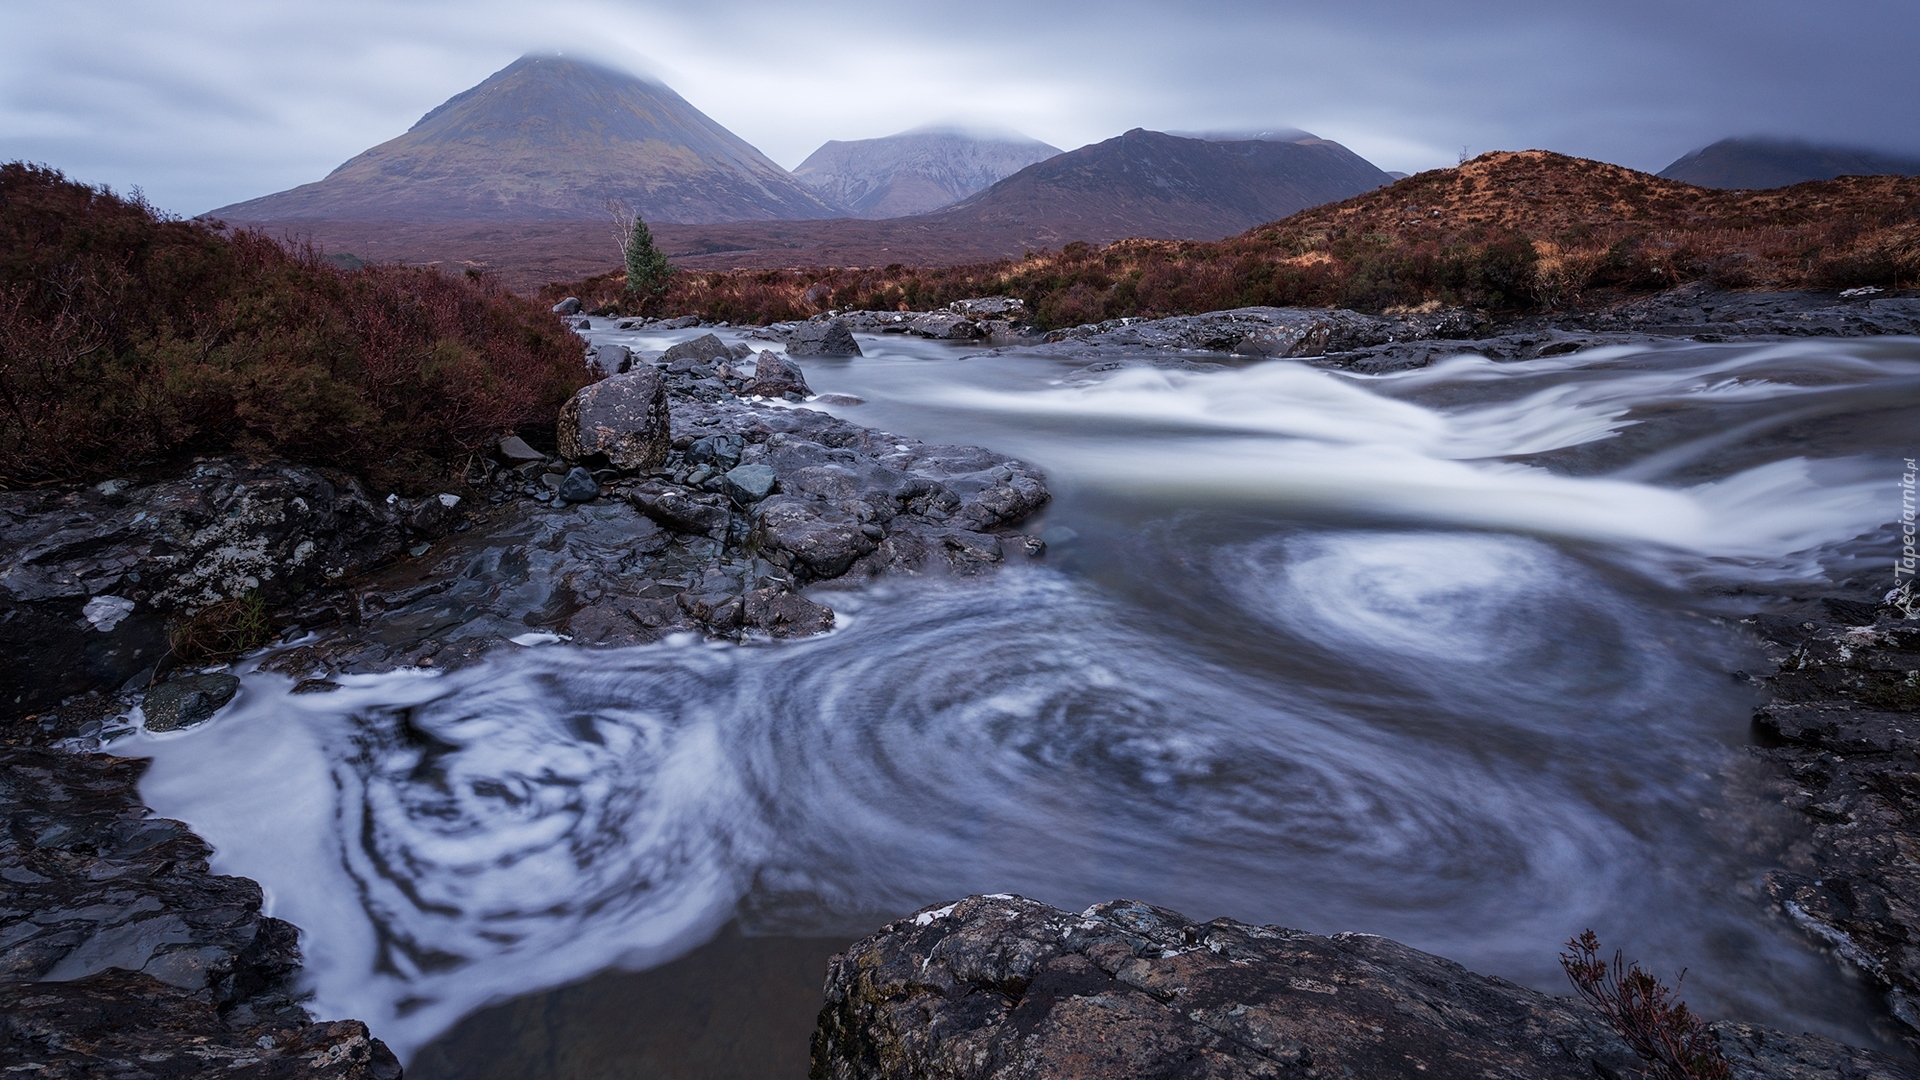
[2,0,1915,216]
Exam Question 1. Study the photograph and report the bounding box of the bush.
[0,162,589,490]
[1560,930,1731,1080]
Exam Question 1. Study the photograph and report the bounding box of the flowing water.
[132,330,1920,1069]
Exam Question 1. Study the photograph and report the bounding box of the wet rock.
[813,893,1910,1080]
[744,587,834,637]
[1046,305,1485,357]
[594,342,631,374]
[722,463,777,504]
[557,366,671,472]
[406,492,463,538]
[497,434,546,463]
[661,332,732,366]
[141,672,240,732]
[1746,603,1920,1040]
[0,742,401,1078]
[0,459,402,712]
[949,296,1027,320]
[0,971,403,1079]
[626,483,732,538]
[551,296,581,315]
[744,350,812,398]
[660,315,701,330]
[786,318,862,357]
[687,434,746,470]
[908,311,981,340]
[557,466,600,503]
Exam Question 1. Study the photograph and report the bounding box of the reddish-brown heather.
[543,151,1920,326]
[0,162,589,490]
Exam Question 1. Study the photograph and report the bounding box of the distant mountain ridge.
[922,128,1393,242]
[210,55,840,223]
[1659,137,1920,190]
[793,129,1061,218]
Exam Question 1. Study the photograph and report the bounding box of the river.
[131,327,1920,1074]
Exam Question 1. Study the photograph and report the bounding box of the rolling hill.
[1659,137,1920,190]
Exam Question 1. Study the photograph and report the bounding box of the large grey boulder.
[556,367,671,472]
[813,894,1913,1080]
[786,318,862,357]
[949,296,1027,320]
[551,296,581,315]
[662,333,732,366]
[743,350,812,399]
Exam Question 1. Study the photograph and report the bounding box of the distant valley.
[792,128,1062,218]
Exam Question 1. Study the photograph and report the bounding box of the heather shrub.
[0,163,587,490]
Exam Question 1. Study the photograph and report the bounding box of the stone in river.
[557,367,671,472]
[786,318,861,357]
[557,466,600,503]
[142,673,240,732]
[662,333,732,366]
[743,351,812,399]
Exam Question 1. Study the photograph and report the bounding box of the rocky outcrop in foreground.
[1746,592,1920,1040]
[0,736,399,1077]
[813,894,1913,1080]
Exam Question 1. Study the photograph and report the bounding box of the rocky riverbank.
[1741,587,1920,1041]
[4,288,1917,1075]
[811,893,1915,1080]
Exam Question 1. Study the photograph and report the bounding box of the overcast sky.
[3,0,1917,217]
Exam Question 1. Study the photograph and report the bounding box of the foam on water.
[133,335,1920,1059]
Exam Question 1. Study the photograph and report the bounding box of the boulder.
[786,318,862,357]
[557,367,671,472]
[662,333,732,366]
[686,433,745,470]
[557,466,600,503]
[743,350,812,398]
[908,311,982,340]
[949,296,1027,320]
[722,463,777,504]
[551,296,582,315]
[142,673,241,732]
[594,342,631,374]
[744,588,834,637]
[813,894,1912,1080]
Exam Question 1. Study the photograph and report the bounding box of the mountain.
[1659,137,1920,190]
[922,128,1392,241]
[209,55,841,223]
[792,128,1061,218]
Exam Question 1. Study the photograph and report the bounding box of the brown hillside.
[548,151,1920,326]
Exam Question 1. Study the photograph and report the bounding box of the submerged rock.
[556,367,671,472]
[141,672,240,732]
[813,893,1912,1080]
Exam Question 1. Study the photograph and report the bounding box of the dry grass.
[541,151,1920,327]
[1561,930,1732,1080]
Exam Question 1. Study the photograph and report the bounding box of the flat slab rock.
[0,743,401,1076]
[812,893,1913,1080]
[1744,600,1920,1040]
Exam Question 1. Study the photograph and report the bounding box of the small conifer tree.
[623,215,673,298]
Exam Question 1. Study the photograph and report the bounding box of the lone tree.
[607,199,673,301]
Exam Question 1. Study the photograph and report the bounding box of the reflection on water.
[134,333,1920,1064]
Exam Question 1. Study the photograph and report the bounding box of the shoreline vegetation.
[541,151,1920,327]
[0,163,587,491]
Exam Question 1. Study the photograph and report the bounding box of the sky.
[3,0,1917,217]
